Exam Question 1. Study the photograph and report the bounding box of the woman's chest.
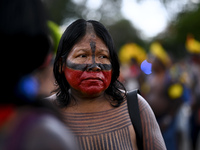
[61,102,138,150]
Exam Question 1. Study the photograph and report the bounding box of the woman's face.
[63,31,112,96]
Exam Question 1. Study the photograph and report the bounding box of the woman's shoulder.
[136,94,167,149]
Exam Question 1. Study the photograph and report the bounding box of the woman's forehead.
[72,33,108,50]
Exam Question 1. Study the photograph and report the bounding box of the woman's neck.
[64,90,113,113]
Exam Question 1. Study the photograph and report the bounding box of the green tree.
[107,19,146,53]
[42,0,145,54]
[43,0,72,25]
[154,3,200,58]
[43,0,123,26]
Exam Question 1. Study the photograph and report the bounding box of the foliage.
[42,0,145,54]
[43,0,200,59]
[43,0,123,26]
[107,19,146,53]
[155,3,200,58]
[43,0,73,25]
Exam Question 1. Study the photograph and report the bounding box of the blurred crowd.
[119,40,200,150]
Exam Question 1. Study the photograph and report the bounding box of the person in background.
[145,42,183,150]
[33,21,62,98]
[0,0,78,149]
[50,19,166,150]
[186,34,200,150]
[118,43,147,91]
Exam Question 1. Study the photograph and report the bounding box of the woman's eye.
[99,55,108,59]
[77,54,87,58]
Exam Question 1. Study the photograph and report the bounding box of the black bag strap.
[127,89,143,150]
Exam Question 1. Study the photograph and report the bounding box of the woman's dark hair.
[53,19,126,108]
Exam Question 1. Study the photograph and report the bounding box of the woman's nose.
[86,63,101,72]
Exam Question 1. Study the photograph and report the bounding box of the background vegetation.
[43,0,200,59]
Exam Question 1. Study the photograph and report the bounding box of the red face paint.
[64,67,112,95]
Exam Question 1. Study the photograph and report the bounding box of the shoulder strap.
[127,89,143,150]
